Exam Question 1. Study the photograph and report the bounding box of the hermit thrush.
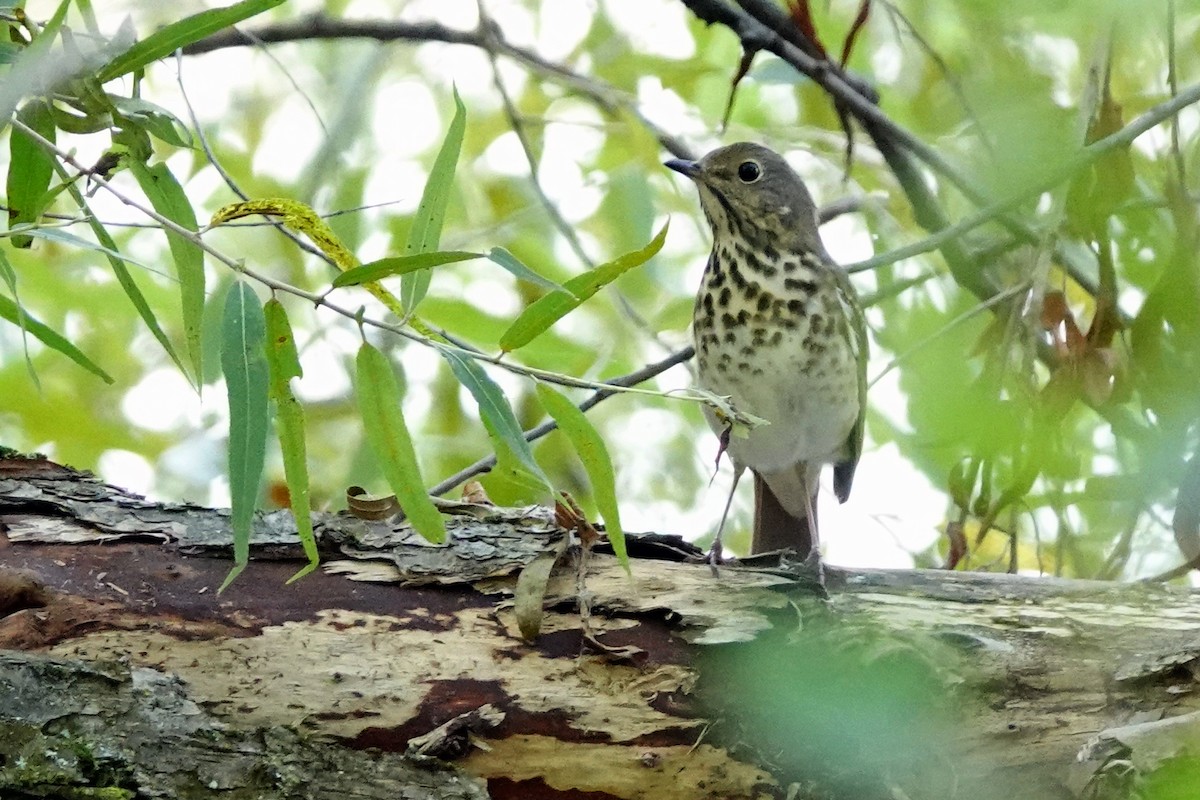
[666,143,867,561]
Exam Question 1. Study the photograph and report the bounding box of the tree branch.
[428,345,696,497]
[183,13,697,161]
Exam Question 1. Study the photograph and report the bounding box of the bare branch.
[183,13,697,160]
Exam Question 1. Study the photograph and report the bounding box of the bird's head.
[666,142,824,255]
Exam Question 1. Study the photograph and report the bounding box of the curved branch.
[427,345,696,497]
[183,13,697,160]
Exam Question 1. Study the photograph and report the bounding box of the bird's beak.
[664,158,700,179]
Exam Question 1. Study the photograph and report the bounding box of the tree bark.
[2,454,1198,799]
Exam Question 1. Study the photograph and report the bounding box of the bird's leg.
[707,467,743,573]
[802,470,818,544]
[800,468,825,586]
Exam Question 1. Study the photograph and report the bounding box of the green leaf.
[61,181,189,379]
[0,249,39,388]
[219,282,269,592]
[0,293,113,383]
[97,0,286,83]
[131,160,205,383]
[486,247,566,292]
[14,227,153,271]
[263,300,319,583]
[110,96,194,148]
[7,101,56,248]
[0,250,33,388]
[436,345,554,497]
[499,220,669,352]
[355,342,446,543]
[401,87,466,316]
[332,251,481,288]
[535,384,629,572]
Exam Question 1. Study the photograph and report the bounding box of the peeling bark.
[2,455,1200,799]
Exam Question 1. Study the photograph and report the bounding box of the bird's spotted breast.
[668,140,866,554]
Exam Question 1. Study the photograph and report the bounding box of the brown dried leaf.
[944,520,967,570]
[787,0,828,58]
[1041,291,1087,358]
[721,49,757,134]
[840,0,871,66]
[558,491,600,548]
[461,480,492,505]
[514,536,569,641]
[345,485,401,521]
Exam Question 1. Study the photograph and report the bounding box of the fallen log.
[2,454,1198,799]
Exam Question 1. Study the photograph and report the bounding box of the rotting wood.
[3,454,1200,799]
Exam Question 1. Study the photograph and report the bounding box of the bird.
[665,142,867,562]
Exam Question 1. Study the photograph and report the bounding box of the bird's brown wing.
[832,267,868,504]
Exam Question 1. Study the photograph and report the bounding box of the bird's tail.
[751,466,818,556]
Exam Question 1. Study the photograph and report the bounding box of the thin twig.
[475,5,593,269]
[867,281,1030,390]
[845,79,1200,273]
[173,50,332,265]
[10,116,696,404]
[183,14,697,160]
[474,2,666,346]
[1167,0,1187,186]
[428,345,696,496]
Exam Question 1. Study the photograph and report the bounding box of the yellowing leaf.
[210,198,358,272]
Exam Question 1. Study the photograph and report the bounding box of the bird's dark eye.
[737,161,762,183]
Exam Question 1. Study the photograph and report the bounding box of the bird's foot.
[705,540,724,576]
[685,537,736,575]
[786,547,827,597]
[802,547,826,588]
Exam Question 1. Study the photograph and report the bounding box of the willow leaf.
[333,251,480,288]
[400,87,466,315]
[486,247,565,292]
[97,0,285,82]
[355,343,446,543]
[7,101,56,248]
[219,282,269,591]
[0,293,112,383]
[437,345,553,497]
[264,300,318,583]
[499,221,668,352]
[535,383,628,571]
[131,160,204,382]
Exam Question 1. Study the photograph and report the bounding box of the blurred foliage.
[697,614,964,800]
[2,0,1200,579]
